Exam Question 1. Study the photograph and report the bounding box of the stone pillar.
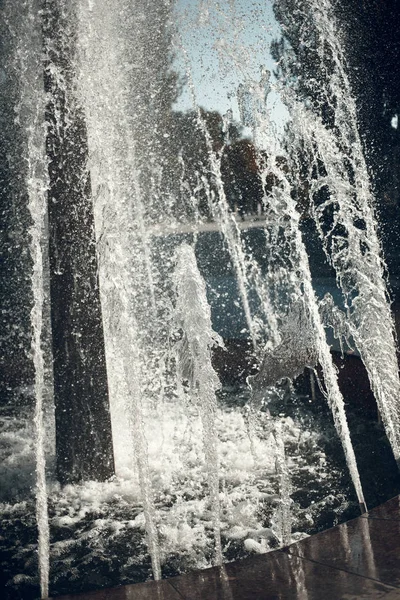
[42,0,114,484]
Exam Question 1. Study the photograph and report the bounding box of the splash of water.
[240,73,367,510]
[3,0,387,593]
[272,423,292,546]
[266,155,366,511]
[118,289,162,580]
[65,0,168,579]
[173,243,224,565]
[280,0,400,465]
[76,0,171,473]
[6,0,52,596]
[175,35,281,354]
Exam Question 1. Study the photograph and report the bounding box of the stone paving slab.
[361,496,400,521]
[286,500,400,588]
[53,579,183,600]
[168,551,396,599]
[55,551,398,600]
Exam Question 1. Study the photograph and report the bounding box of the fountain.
[1,0,400,599]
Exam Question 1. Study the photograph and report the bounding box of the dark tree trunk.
[0,72,34,401]
[41,0,114,484]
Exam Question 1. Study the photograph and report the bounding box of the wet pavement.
[54,496,400,599]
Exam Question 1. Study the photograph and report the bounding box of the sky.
[172,0,290,136]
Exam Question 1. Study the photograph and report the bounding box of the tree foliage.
[163,107,269,222]
[272,0,400,214]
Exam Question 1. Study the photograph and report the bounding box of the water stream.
[174,244,224,565]
[277,0,400,465]
[7,1,51,596]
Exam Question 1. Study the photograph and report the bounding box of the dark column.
[0,74,34,401]
[42,0,114,484]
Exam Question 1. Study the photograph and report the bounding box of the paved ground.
[54,496,400,599]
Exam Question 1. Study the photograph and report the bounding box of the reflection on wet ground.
[55,495,400,599]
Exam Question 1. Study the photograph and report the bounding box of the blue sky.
[173,0,290,134]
